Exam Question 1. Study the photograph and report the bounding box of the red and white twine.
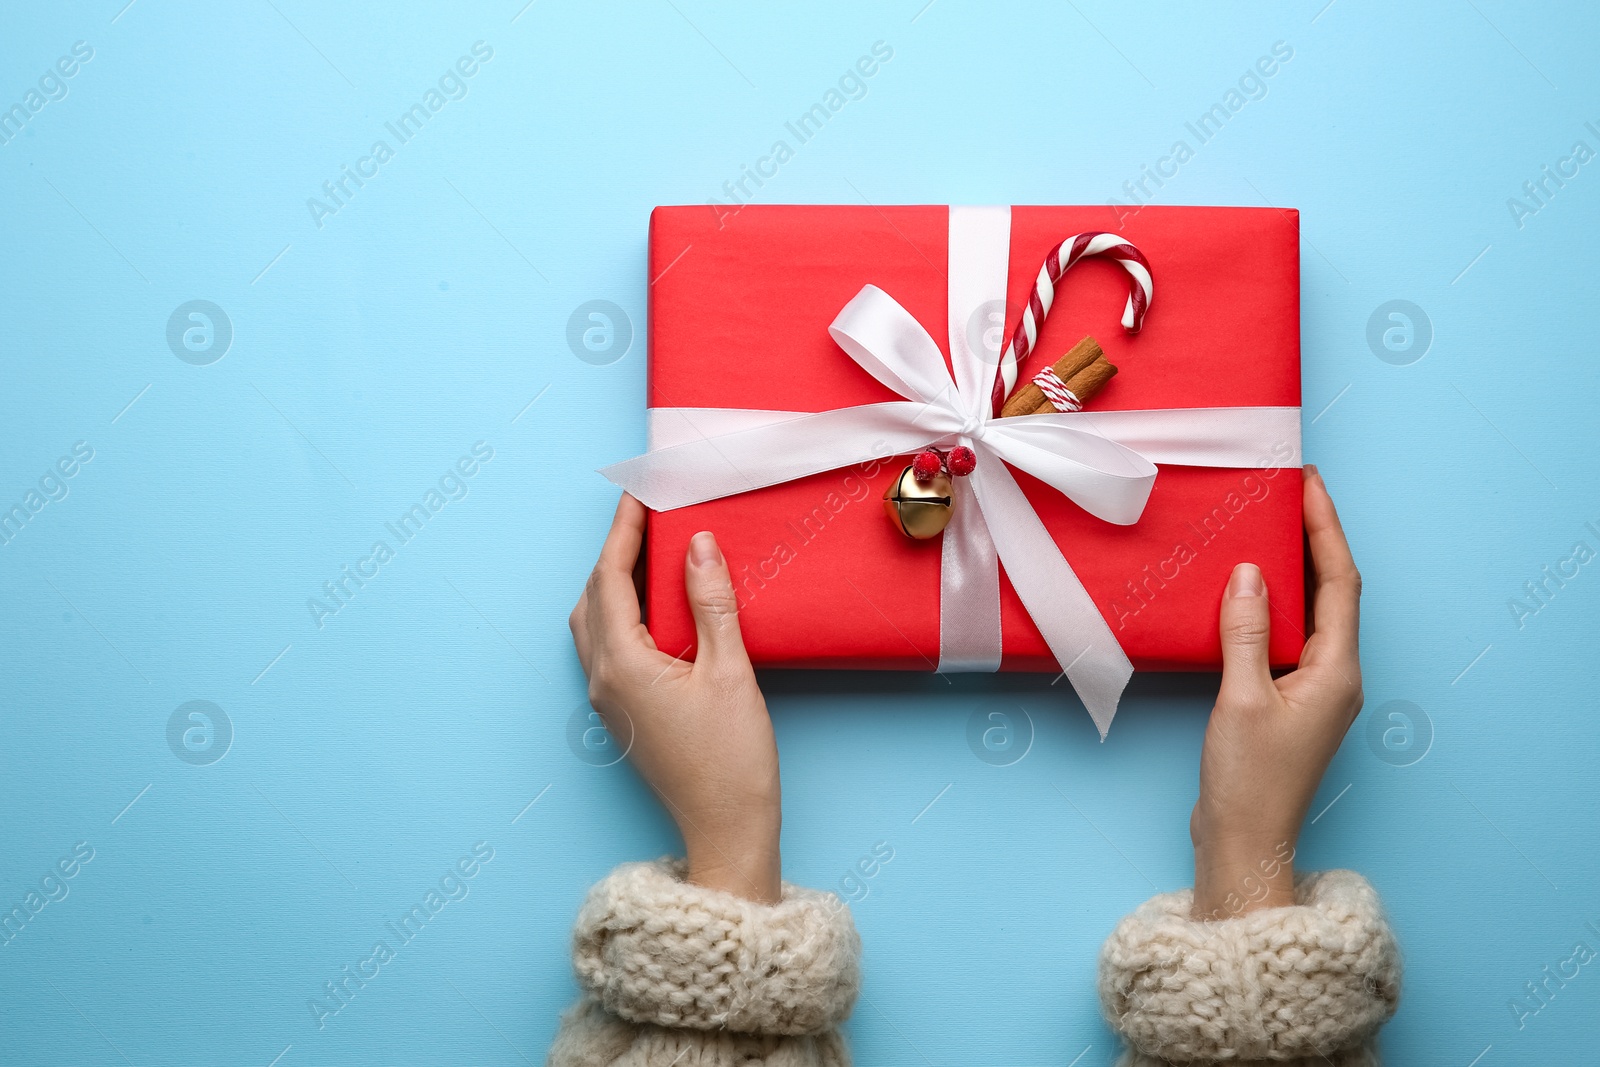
[1031,366,1082,413]
[988,232,1154,417]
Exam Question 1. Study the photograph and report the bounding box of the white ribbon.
[603,206,1300,737]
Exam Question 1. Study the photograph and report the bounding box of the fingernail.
[1228,562,1265,598]
[689,531,721,569]
[1304,463,1320,480]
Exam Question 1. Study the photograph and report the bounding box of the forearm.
[550,998,849,1067]
[1100,869,1401,1065]
[552,859,860,1067]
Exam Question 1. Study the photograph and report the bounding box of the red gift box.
[641,204,1303,673]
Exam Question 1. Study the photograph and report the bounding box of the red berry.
[947,446,977,477]
[912,450,944,482]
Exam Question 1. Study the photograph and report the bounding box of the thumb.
[1217,562,1274,705]
[685,531,749,667]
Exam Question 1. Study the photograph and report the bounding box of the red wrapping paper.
[642,205,1303,672]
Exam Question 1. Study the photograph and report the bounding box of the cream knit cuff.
[1098,869,1401,1064]
[572,859,862,1036]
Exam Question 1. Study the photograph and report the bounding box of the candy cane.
[988,233,1153,417]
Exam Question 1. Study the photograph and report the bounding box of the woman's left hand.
[569,494,783,903]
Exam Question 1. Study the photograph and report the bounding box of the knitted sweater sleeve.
[1097,870,1401,1067]
[548,859,862,1067]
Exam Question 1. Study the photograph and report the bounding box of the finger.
[598,493,647,576]
[1303,467,1361,661]
[590,563,644,635]
[1217,562,1274,706]
[568,585,593,671]
[584,566,662,690]
[683,531,749,669]
[590,495,648,635]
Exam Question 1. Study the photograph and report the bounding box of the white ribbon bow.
[603,206,1300,737]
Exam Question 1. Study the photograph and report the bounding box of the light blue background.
[3,1,1597,1064]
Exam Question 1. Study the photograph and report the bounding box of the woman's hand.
[1190,466,1364,920]
[569,494,782,904]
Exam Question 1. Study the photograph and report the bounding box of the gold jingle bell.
[883,465,954,539]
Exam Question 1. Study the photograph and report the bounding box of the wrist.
[681,801,783,904]
[686,834,782,904]
[1191,834,1298,921]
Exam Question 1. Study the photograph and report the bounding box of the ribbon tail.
[936,474,1002,672]
[968,457,1133,739]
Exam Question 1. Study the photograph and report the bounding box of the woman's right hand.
[1189,466,1365,920]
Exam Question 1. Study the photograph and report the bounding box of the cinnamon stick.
[999,335,1102,418]
[1044,355,1117,412]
